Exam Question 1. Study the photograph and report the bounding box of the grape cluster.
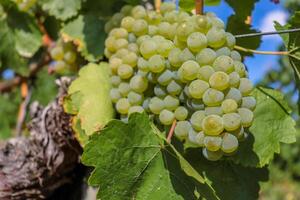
[105,3,256,161]
[50,41,78,74]
[14,0,36,11]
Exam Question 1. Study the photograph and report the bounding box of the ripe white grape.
[233,61,247,77]
[122,52,138,67]
[209,71,230,91]
[167,80,182,96]
[221,133,238,153]
[225,88,242,104]
[239,78,254,96]
[179,48,195,63]
[174,121,191,140]
[202,88,224,106]
[213,55,234,73]
[223,113,241,131]
[128,91,144,105]
[205,106,223,116]
[196,48,217,66]
[230,50,242,61]
[118,82,131,97]
[221,99,238,113]
[204,136,222,151]
[188,79,209,99]
[195,131,205,146]
[157,69,173,86]
[202,148,223,161]
[149,97,165,114]
[137,57,149,72]
[130,75,148,93]
[154,85,167,98]
[176,22,195,42]
[121,16,135,32]
[188,128,199,144]
[216,47,231,57]
[225,32,236,49]
[238,108,254,127]
[228,72,240,87]
[109,57,122,74]
[159,109,175,125]
[118,64,134,79]
[190,111,206,131]
[140,39,157,58]
[190,99,205,110]
[198,65,215,81]
[164,95,179,111]
[187,32,207,52]
[111,76,122,87]
[132,19,148,36]
[179,60,200,81]
[157,40,174,57]
[110,88,122,103]
[50,46,64,60]
[115,38,129,49]
[206,28,226,48]
[116,98,131,114]
[148,55,166,73]
[241,96,256,110]
[202,115,224,136]
[174,106,188,121]
[131,5,147,19]
[168,48,182,67]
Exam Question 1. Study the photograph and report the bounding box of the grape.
[148,25,158,36]
[216,47,231,57]
[64,51,77,64]
[157,69,173,86]
[147,10,162,24]
[118,82,131,96]
[115,38,128,49]
[50,46,64,60]
[225,88,242,103]
[158,22,172,39]
[140,39,157,59]
[129,75,148,93]
[128,91,143,105]
[206,28,226,48]
[104,48,112,58]
[188,128,199,144]
[159,109,175,125]
[136,35,151,46]
[187,32,207,52]
[198,65,215,81]
[131,5,147,19]
[209,71,230,91]
[160,2,176,14]
[168,48,182,67]
[202,148,223,161]
[223,113,241,131]
[179,48,195,63]
[191,99,205,110]
[157,40,174,57]
[111,76,122,87]
[210,17,225,29]
[241,96,256,110]
[149,97,165,114]
[111,13,125,27]
[179,60,200,81]
[128,106,144,115]
[128,44,139,54]
[202,115,224,136]
[196,48,216,66]
[109,57,122,74]
[164,10,178,23]
[118,64,134,79]
[148,55,165,73]
[122,52,138,67]
[213,55,234,73]
[142,98,151,111]
[230,50,242,61]
[116,98,131,114]
[195,131,205,146]
[112,28,128,38]
[121,16,135,31]
[190,111,206,131]
[132,19,148,36]
[238,78,254,96]
[233,61,247,77]
[176,22,195,42]
[195,15,211,32]
[221,133,238,153]
[174,36,187,49]
[221,99,238,113]
[188,79,209,99]
[55,61,67,73]
[167,80,182,95]
[202,88,224,106]
[204,136,222,151]
[205,107,223,116]
[115,49,129,58]
[174,121,191,139]
[174,106,188,120]
[164,95,179,111]
[110,88,122,103]
[238,108,254,127]
[228,72,240,87]
[121,5,133,15]
[154,85,167,98]
[225,32,236,49]
[137,57,149,72]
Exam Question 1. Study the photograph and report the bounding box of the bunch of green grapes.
[13,0,36,11]
[105,3,256,161]
[50,41,78,75]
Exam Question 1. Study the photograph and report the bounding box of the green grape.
[206,28,226,48]
[110,88,122,103]
[128,91,144,105]
[187,128,199,144]
[195,15,211,33]
[149,97,165,114]
[174,36,187,49]
[122,52,138,67]
[202,148,223,161]
[142,98,151,112]
[148,25,158,36]
[238,108,254,127]
[115,38,128,49]
[225,88,242,104]
[225,32,236,49]
[196,48,217,66]
[187,32,207,52]
[233,61,247,77]
[132,19,148,36]
[176,21,195,42]
[64,51,77,64]
[158,22,172,39]
[112,28,128,38]
[164,10,178,23]
[148,55,165,73]
[204,136,222,151]
[111,76,121,87]
[216,47,231,57]
[118,82,131,97]
[157,40,174,57]
[117,64,133,79]
[154,85,167,98]
[168,23,178,40]
[205,106,223,116]
[129,75,148,93]
[167,80,182,95]
[168,48,182,67]
[221,99,238,113]
[230,50,242,61]
[111,13,125,27]
[174,106,188,121]
[210,17,225,29]
[131,5,147,19]
[198,65,215,81]
[109,57,122,74]
[221,133,238,153]
[116,98,131,114]
[188,79,209,99]
[128,43,139,54]
[160,2,176,14]
[152,35,165,43]
[50,46,64,60]
[195,131,205,146]
[202,88,224,106]
[179,48,195,63]
[179,60,200,81]
[191,99,205,110]
[202,115,224,136]
[147,10,162,24]
[121,5,133,15]
[136,35,151,46]
[212,55,234,73]
[120,114,129,123]
[190,111,206,131]
[137,57,149,72]
[174,121,191,140]
[55,60,67,73]
[140,39,157,59]
[159,109,175,125]
[238,78,254,96]
[241,96,256,110]
[164,95,179,111]
[115,49,129,58]
[104,48,112,58]
[157,69,173,86]
[223,113,241,131]
[228,72,240,87]
[209,71,230,91]
[121,17,135,32]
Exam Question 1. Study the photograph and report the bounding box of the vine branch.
[195,0,204,15]
[167,120,177,143]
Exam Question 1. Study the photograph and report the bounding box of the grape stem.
[155,0,161,12]
[234,28,300,38]
[167,120,177,143]
[234,45,289,55]
[195,0,204,15]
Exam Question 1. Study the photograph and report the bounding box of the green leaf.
[67,62,114,136]
[185,149,269,200]
[179,0,221,11]
[39,0,81,20]
[62,14,106,62]
[230,87,296,167]
[225,0,258,21]
[82,113,218,200]
[72,116,89,146]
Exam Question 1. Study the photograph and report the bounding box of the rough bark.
[0,78,82,200]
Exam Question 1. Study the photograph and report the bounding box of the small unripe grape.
[221,133,239,153]
[50,46,64,60]
[174,121,191,140]
[223,113,241,131]
[157,69,173,86]
[148,55,165,73]
[238,108,254,127]
[118,64,133,79]
[196,48,217,66]
[202,115,224,136]
[116,98,131,114]
[174,106,188,121]
[179,60,200,81]
[154,85,167,98]
[198,65,215,81]
[209,71,230,91]
[203,88,224,106]
[188,79,209,99]
[190,111,206,131]
[159,109,175,125]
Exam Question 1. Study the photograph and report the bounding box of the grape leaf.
[230,87,296,167]
[62,14,106,62]
[39,0,81,20]
[82,113,218,200]
[72,116,89,146]
[179,0,221,11]
[66,62,114,136]
[185,149,269,200]
[225,0,258,21]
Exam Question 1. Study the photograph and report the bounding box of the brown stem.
[167,120,177,143]
[234,45,289,55]
[195,0,204,15]
[155,0,161,12]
